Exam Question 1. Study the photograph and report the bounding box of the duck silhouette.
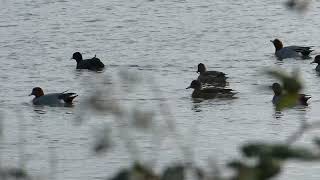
[196,63,227,86]
[311,55,320,72]
[270,39,313,59]
[186,80,235,99]
[71,52,105,71]
[29,87,78,106]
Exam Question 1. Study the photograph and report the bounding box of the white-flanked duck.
[270,39,313,59]
[186,80,235,99]
[311,55,320,72]
[29,87,78,106]
[71,52,105,71]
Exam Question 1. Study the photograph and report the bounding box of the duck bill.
[28,93,33,96]
[186,86,191,89]
[310,61,315,64]
[270,40,274,43]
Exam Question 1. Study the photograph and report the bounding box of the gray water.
[1,0,320,179]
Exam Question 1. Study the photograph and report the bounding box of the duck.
[270,39,313,59]
[29,87,78,106]
[271,83,310,106]
[186,80,236,99]
[71,52,105,71]
[196,63,227,86]
[311,55,320,72]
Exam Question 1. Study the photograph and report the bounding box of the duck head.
[72,52,83,62]
[29,87,44,97]
[311,55,320,64]
[270,39,283,51]
[272,83,282,96]
[197,63,206,74]
[186,80,202,90]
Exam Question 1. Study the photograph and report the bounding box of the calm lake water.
[1,0,320,179]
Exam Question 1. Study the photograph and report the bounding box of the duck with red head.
[186,80,235,99]
[71,52,105,71]
[196,63,227,87]
[270,39,313,60]
[29,87,78,106]
[311,55,320,72]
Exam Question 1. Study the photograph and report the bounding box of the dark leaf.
[109,169,130,180]
[161,165,185,180]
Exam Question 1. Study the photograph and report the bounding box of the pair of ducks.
[186,63,236,99]
[270,39,320,72]
[29,52,105,106]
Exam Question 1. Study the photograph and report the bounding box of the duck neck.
[193,87,202,92]
[274,91,281,96]
[192,89,201,97]
[199,71,206,75]
[75,59,83,64]
[275,47,282,52]
[35,92,44,98]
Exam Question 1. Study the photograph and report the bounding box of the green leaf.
[266,69,302,94]
[275,93,299,111]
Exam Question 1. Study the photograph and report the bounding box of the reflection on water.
[33,107,47,114]
[273,110,283,119]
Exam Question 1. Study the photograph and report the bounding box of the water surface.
[1,0,320,179]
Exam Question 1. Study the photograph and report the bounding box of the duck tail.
[59,93,78,103]
[299,94,311,105]
[90,55,105,69]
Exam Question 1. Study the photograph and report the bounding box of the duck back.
[33,93,65,106]
[275,47,300,59]
[77,57,105,71]
[192,88,235,99]
[33,93,77,106]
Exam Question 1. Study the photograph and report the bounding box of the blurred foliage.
[103,68,319,180]
[285,0,310,12]
[266,69,304,111]
[0,167,31,180]
[109,142,320,180]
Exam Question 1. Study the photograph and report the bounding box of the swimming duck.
[186,80,235,99]
[270,39,313,59]
[311,55,320,72]
[71,52,105,71]
[29,87,78,106]
[196,63,227,86]
[271,83,310,106]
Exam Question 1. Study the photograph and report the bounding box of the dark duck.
[71,52,105,71]
[196,63,227,86]
[186,80,236,99]
[311,55,320,72]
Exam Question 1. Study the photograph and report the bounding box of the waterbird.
[186,80,235,99]
[71,52,105,71]
[311,55,320,72]
[270,39,313,60]
[196,63,227,86]
[29,87,78,106]
[271,83,310,106]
